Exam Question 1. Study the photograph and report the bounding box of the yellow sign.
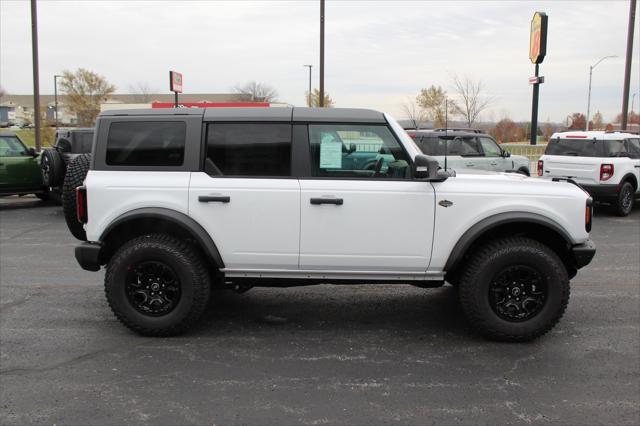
[529,12,548,64]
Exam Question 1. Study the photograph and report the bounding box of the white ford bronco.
[69,107,596,341]
[539,131,640,216]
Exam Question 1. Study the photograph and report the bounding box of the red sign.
[169,71,183,93]
[528,76,545,85]
[151,102,270,109]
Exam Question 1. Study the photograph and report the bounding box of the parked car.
[40,128,94,191]
[539,131,640,216]
[68,107,595,341]
[407,129,531,175]
[0,130,49,199]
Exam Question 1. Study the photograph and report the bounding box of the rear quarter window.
[106,121,186,166]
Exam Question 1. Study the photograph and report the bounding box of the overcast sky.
[1,0,638,123]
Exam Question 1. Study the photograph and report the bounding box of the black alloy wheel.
[125,261,181,316]
[488,265,547,322]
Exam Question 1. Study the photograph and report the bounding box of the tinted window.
[206,123,291,176]
[106,122,185,166]
[0,136,27,157]
[479,137,501,157]
[309,124,410,179]
[626,138,640,158]
[545,138,602,157]
[415,135,482,156]
[74,132,94,153]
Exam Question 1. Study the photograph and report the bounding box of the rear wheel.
[615,181,634,217]
[458,237,569,342]
[62,153,91,240]
[105,234,211,336]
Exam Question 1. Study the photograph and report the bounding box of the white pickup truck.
[539,131,640,216]
[65,107,596,342]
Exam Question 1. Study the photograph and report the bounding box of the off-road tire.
[518,167,530,176]
[41,148,65,187]
[62,153,91,241]
[615,181,634,217]
[458,237,570,342]
[105,234,211,336]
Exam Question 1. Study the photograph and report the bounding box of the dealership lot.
[0,196,638,425]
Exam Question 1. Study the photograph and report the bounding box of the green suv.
[0,131,49,200]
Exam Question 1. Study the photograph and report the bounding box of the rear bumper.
[75,242,102,271]
[581,184,619,200]
[571,239,596,269]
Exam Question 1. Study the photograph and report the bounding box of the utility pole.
[30,0,41,151]
[304,65,312,106]
[54,75,62,129]
[586,55,617,131]
[621,0,636,130]
[319,0,325,107]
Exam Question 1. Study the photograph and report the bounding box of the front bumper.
[75,242,102,271]
[571,239,596,269]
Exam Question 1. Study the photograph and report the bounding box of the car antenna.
[444,97,448,171]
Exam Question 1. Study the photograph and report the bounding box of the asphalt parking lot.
[1,196,638,425]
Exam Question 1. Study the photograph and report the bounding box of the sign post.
[529,12,548,145]
[169,71,183,108]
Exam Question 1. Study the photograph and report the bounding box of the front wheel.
[615,181,634,217]
[458,237,569,342]
[105,234,211,336]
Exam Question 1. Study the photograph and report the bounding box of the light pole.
[319,0,325,107]
[304,65,312,107]
[54,74,62,129]
[586,55,617,130]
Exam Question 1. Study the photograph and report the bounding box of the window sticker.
[319,133,342,169]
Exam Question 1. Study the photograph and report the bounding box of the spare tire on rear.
[62,153,92,241]
[41,148,65,187]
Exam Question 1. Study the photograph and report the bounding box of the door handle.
[465,163,474,167]
[310,197,343,205]
[490,162,498,166]
[198,195,230,203]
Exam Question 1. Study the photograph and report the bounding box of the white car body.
[81,110,591,282]
[539,131,640,214]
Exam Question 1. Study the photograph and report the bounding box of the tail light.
[585,198,593,232]
[76,186,87,224]
[600,164,614,181]
[537,160,544,176]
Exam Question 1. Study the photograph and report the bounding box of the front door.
[478,136,508,172]
[189,123,300,270]
[298,123,435,273]
[0,135,40,193]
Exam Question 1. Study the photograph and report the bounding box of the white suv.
[68,107,596,341]
[539,131,640,216]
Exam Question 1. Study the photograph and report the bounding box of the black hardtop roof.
[408,129,491,138]
[99,107,386,123]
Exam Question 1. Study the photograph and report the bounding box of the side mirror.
[413,154,441,180]
[349,143,357,154]
[26,147,37,157]
[502,151,511,158]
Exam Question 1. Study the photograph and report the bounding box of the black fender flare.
[100,207,225,268]
[620,173,638,190]
[443,212,574,272]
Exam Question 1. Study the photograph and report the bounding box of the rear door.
[298,123,435,274]
[188,122,300,270]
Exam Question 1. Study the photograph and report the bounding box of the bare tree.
[307,89,335,107]
[0,86,6,100]
[59,68,116,126]
[450,75,494,127]
[400,97,428,129]
[128,81,155,103]
[234,81,279,102]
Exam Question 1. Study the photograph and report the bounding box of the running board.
[221,268,444,281]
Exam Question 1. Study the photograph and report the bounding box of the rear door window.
[106,121,186,166]
[206,123,292,177]
[545,138,602,157]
